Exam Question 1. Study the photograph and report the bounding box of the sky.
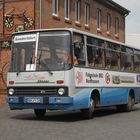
[113,0,140,47]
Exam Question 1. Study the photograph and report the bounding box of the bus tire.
[81,98,95,119]
[34,109,46,118]
[124,95,134,112]
[117,95,134,112]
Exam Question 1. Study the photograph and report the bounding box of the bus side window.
[87,36,104,68]
[74,42,85,65]
[105,49,111,69]
[105,42,120,70]
[120,47,133,71]
[94,48,103,68]
[73,33,86,66]
[87,45,94,67]
[134,50,140,72]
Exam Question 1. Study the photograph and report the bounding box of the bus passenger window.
[120,46,134,71]
[87,46,103,68]
[87,45,94,67]
[94,48,103,68]
[105,42,120,70]
[73,33,86,66]
[121,53,133,71]
[110,51,120,70]
[87,36,104,68]
[105,50,111,69]
[134,50,140,72]
[74,42,85,65]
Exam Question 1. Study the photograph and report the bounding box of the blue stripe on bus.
[100,88,128,106]
[7,87,140,110]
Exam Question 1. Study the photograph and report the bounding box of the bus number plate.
[27,98,41,103]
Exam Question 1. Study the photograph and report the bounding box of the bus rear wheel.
[117,95,134,112]
[81,98,95,119]
[34,109,46,118]
[124,95,134,112]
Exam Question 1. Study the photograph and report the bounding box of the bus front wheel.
[81,98,95,119]
[34,109,46,118]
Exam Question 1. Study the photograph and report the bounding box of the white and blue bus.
[7,28,140,119]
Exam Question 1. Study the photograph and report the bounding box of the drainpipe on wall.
[39,0,42,29]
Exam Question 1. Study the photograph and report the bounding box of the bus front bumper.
[6,96,75,110]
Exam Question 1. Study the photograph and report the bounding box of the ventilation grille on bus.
[14,87,58,95]
[10,87,68,96]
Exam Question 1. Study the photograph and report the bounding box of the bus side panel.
[73,88,93,110]
[100,88,129,107]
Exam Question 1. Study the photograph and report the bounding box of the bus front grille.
[14,87,58,95]
[8,86,68,96]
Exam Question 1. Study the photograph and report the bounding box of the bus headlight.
[58,88,65,95]
[9,88,14,96]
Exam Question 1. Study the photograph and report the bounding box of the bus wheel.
[81,98,95,119]
[117,95,134,112]
[34,109,46,118]
[124,95,134,112]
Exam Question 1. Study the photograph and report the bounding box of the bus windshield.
[37,31,71,71]
[10,31,72,72]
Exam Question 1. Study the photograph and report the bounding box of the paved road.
[0,103,140,140]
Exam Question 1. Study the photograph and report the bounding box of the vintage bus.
[7,28,140,119]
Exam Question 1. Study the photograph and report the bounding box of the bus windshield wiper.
[16,70,20,76]
[45,64,53,75]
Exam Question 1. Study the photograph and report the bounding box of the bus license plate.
[27,98,41,104]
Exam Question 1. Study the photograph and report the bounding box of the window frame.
[97,9,101,30]
[75,0,81,24]
[105,42,121,70]
[84,3,90,26]
[107,14,111,33]
[86,36,105,68]
[64,0,70,20]
[52,0,59,16]
[73,32,86,66]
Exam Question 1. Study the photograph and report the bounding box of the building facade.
[38,0,129,42]
[0,0,129,95]
[0,0,35,95]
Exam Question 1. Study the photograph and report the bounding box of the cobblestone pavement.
[0,103,140,140]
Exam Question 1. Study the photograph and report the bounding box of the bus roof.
[12,28,140,50]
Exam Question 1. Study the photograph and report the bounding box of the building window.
[75,0,81,23]
[65,0,70,20]
[97,9,101,30]
[115,17,119,35]
[52,0,58,16]
[84,3,90,26]
[107,14,111,33]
